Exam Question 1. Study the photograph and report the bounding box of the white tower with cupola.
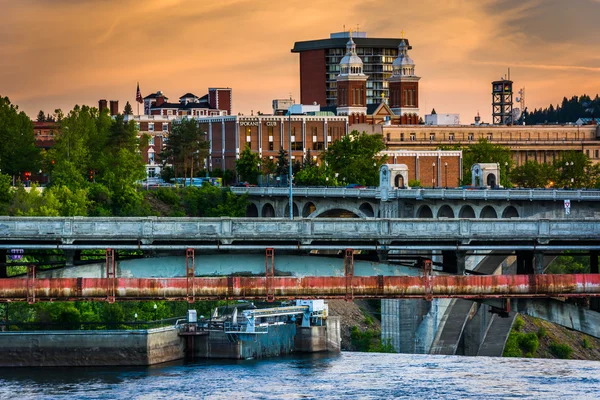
[388,35,421,124]
[336,30,368,118]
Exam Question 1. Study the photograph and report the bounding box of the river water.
[1,352,599,399]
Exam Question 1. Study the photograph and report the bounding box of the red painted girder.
[0,274,598,301]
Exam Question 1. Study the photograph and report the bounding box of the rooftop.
[292,37,410,52]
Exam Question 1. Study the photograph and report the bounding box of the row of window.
[388,132,596,142]
[136,123,169,132]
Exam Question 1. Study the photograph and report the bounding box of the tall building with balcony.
[292,31,409,107]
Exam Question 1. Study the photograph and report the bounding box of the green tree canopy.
[123,101,133,115]
[321,130,386,186]
[0,97,41,181]
[235,144,261,184]
[163,119,209,184]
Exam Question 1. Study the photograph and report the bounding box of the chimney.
[99,99,108,113]
[109,100,119,116]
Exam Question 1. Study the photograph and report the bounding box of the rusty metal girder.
[0,274,600,301]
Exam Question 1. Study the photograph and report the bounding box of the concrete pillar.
[534,252,545,275]
[442,251,466,275]
[63,250,81,267]
[516,251,534,275]
[0,249,6,278]
[590,251,600,312]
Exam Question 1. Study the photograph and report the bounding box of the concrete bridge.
[2,216,600,358]
[231,187,600,219]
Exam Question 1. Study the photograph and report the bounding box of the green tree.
[321,130,386,186]
[461,139,512,187]
[0,172,11,214]
[261,157,277,186]
[123,101,133,115]
[36,110,46,122]
[163,119,209,184]
[275,148,289,177]
[0,97,41,183]
[235,144,261,184]
[553,151,593,188]
[510,161,556,188]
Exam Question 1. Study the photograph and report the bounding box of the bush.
[537,327,548,339]
[583,338,593,349]
[519,332,539,354]
[549,342,573,359]
[513,315,524,332]
[503,334,522,357]
[155,187,180,206]
[408,179,421,188]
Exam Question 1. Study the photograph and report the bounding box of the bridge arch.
[312,203,367,219]
[502,206,519,218]
[246,203,259,217]
[459,205,476,218]
[261,203,275,218]
[302,202,316,218]
[283,202,300,218]
[416,205,433,218]
[359,202,375,218]
[437,205,455,218]
[480,205,498,218]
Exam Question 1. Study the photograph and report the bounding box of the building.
[424,113,460,125]
[354,123,600,166]
[292,31,409,107]
[381,150,462,188]
[33,121,59,150]
[195,114,348,172]
[143,88,232,117]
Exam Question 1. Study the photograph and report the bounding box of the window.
[269,141,274,151]
[167,109,173,115]
[487,133,493,141]
[162,123,169,132]
[386,133,391,141]
[586,150,590,157]
[429,133,435,141]
[449,134,454,141]
[468,133,474,141]
[149,136,155,146]
[596,150,599,159]
[400,133,405,142]
[148,168,156,178]
[313,142,325,151]
[410,133,416,141]
[148,151,155,164]
[148,123,154,132]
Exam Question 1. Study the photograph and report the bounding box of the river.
[1,352,599,399]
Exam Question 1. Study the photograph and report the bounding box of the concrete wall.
[0,327,183,367]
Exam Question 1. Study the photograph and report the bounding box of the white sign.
[564,199,571,215]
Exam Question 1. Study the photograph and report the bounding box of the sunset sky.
[2,0,599,123]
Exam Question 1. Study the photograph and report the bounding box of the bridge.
[231,187,600,219]
[2,216,600,357]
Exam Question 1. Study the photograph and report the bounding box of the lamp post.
[444,162,448,189]
[257,162,261,187]
[565,161,574,188]
[153,303,157,322]
[432,162,436,188]
[288,112,293,220]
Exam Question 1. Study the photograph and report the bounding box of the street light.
[432,162,436,188]
[153,303,157,321]
[288,113,293,220]
[444,162,448,189]
[565,161,574,188]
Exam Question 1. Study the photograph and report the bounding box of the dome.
[392,40,415,76]
[339,36,365,76]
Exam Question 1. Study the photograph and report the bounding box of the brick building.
[382,150,462,188]
[195,114,348,172]
[292,31,408,106]
[143,88,231,117]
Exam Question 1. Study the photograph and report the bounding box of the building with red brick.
[292,31,409,107]
[143,88,231,117]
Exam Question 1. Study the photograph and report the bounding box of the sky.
[2,0,600,123]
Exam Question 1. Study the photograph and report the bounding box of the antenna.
[508,67,511,81]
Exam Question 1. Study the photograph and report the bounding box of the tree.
[275,148,289,177]
[37,110,46,122]
[553,151,594,188]
[321,130,386,186]
[235,144,261,184]
[123,101,133,115]
[460,139,512,187]
[0,97,41,183]
[510,161,556,188]
[261,157,276,186]
[163,119,209,185]
[431,108,437,115]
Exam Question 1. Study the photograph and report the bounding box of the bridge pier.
[516,251,534,275]
[441,251,466,275]
[0,249,6,278]
[591,251,600,312]
[63,250,81,267]
[534,252,545,275]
